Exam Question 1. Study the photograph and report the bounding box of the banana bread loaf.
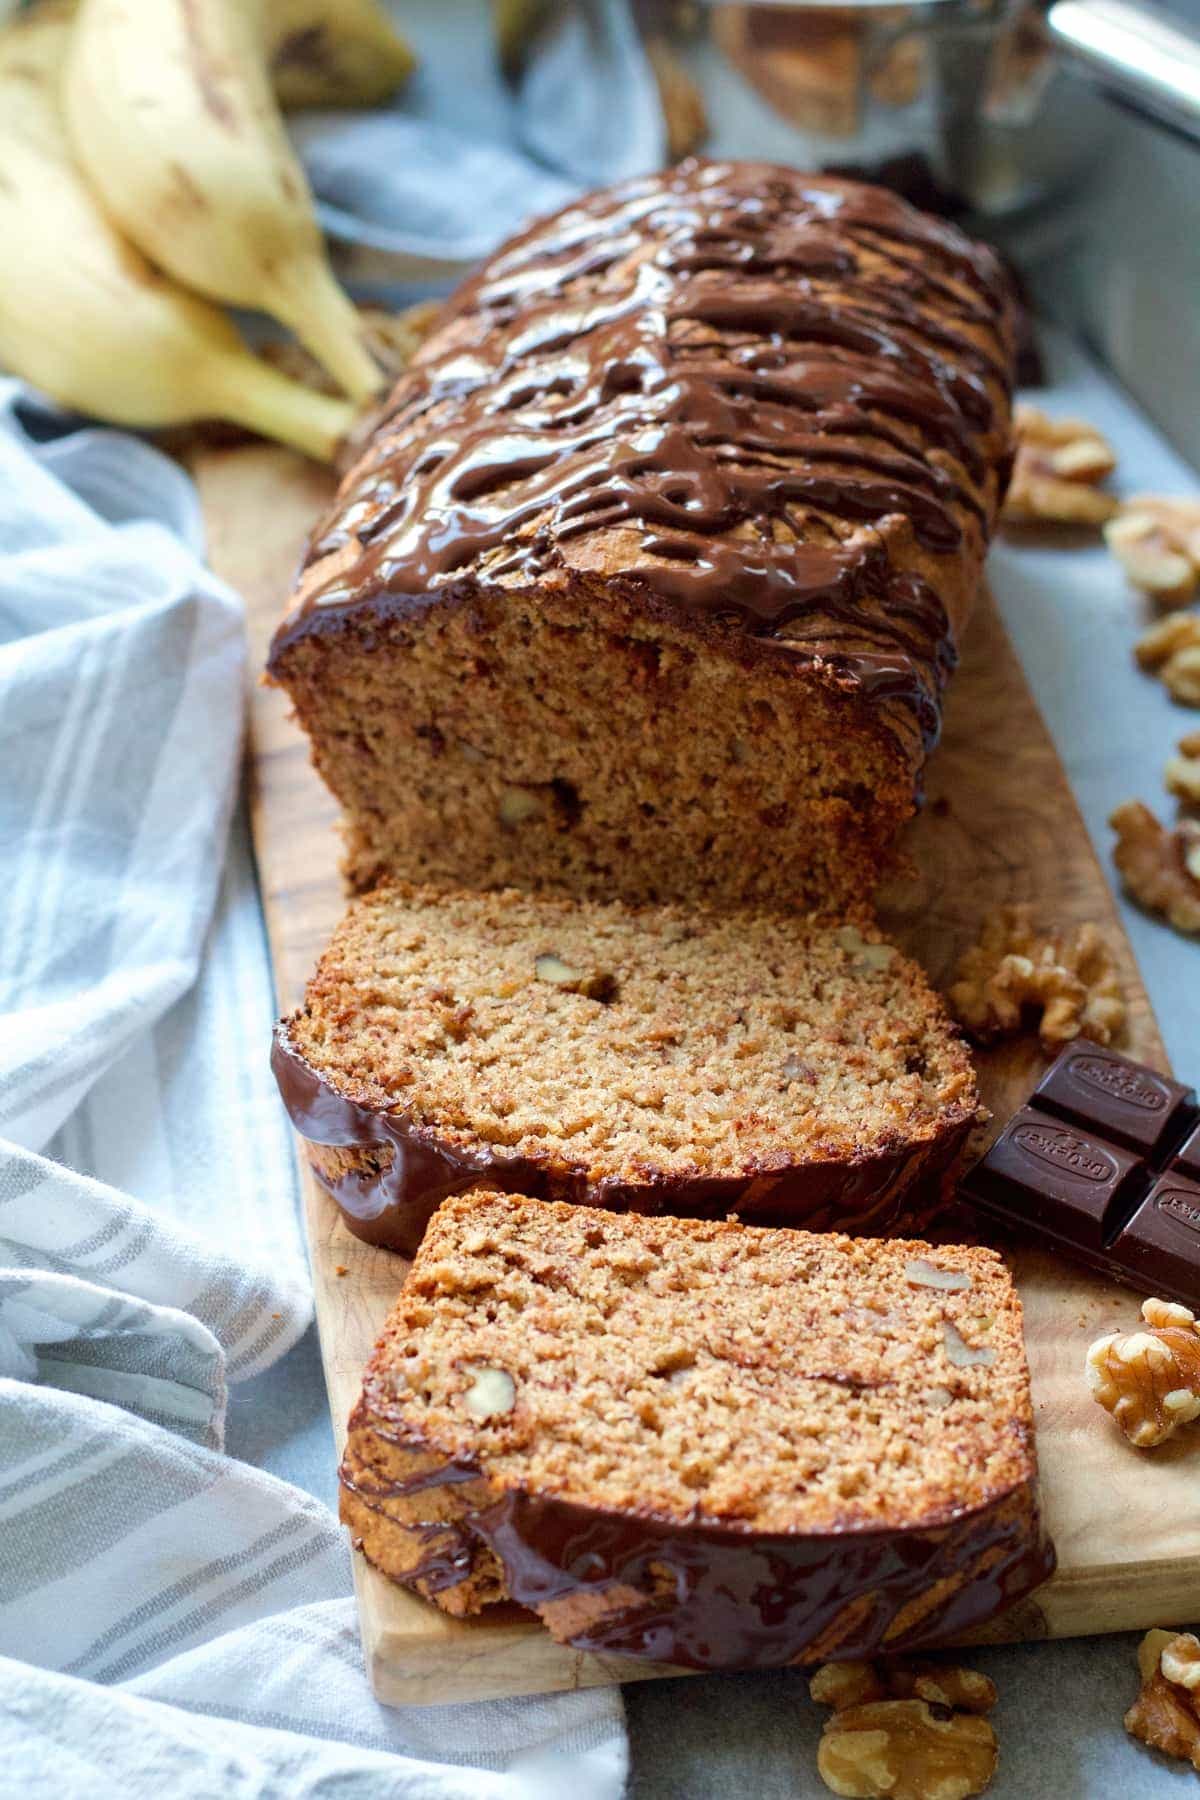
[267,157,1015,914]
[273,881,978,1255]
[340,1191,1053,1669]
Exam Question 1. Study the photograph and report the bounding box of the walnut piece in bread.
[947,903,1125,1051]
[1106,498,1200,608]
[1110,801,1200,936]
[1126,1628,1200,1771]
[1087,1298,1200,1447]
[1002,404,1117,526]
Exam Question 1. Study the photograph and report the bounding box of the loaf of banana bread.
[340,1191,1053,1669]
[267,157,1015,914]
[273,881,979,1255]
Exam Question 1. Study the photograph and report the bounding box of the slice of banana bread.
[274,882,978,1255]
[266,158,1015,915]
[340,1191,1053,1669]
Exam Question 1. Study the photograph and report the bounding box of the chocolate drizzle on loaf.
[272,159,1014,767]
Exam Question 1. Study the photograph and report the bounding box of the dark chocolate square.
[1108,1174,1200,1309]
[960,1107,1145,1251]
[1173,1122,1200,1184]
[1033,1042,1196,1160]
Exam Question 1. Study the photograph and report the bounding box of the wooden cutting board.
[197,441,1200,1708]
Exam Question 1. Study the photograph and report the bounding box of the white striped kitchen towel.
[0,387,628,1792]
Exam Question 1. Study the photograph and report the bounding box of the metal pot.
[637,0,1200,222]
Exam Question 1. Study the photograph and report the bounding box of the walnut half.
[811,1660,998,1800]
[1087,1297,1200,1447]
[1106,497,1200,608]
[817,1700,997,1800]
[947,903,1125,1051]
[1003,404,1117,527]
[1111,800,1200,936]
[1126,1628,1200,1771]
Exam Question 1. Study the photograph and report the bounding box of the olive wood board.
[196,441,1200,1708]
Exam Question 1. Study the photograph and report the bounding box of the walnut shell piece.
[817,1698,998,1800]
[1002,404,1117,527]
[1086,1298,1200,1447]
[947,903,1125,1051]
[1110,801,1200,936]
[1126,1629,1200,1771]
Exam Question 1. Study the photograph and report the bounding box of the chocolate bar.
[960,1041,1200,1306]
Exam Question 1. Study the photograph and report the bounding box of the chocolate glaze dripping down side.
[339,1411,1055,1670]
[272,1024,973,1256]
[271,159,1015,768]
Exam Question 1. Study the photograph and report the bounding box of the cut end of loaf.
[269,583,918,915]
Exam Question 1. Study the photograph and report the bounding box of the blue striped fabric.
[0,393,627,1790]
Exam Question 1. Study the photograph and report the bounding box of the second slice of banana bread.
[273,881,978,1254]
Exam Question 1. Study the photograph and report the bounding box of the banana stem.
[269,254,385,404]
[204,352,357,462]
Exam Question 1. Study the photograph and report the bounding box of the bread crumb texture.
[288,882,977,1189]
[356,1191,1035,1537]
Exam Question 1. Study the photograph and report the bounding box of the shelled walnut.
[1105,498,1200,607]
[947,904,1125,1051]
[810,1659,997,1715]
[1135,611,1200,706]
[1002,404,1117,526]
[811,1659,998,1798]
[1164,730,1200,807]
[1110,801,1200,936]
[1086,1297,1200,1447]
[1126,1628,1200,1771]
[814,1695,997,1799]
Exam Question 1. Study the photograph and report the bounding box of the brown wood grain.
[197,441,1200,1708]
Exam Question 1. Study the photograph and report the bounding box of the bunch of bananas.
[0,0,417,462]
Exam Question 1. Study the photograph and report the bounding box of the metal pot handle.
[1044,0,1200,141]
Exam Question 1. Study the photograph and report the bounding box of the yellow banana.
[0,13,354,462]
[64,0,384,404]
[266,0,416,110]
[21,0,416,109]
